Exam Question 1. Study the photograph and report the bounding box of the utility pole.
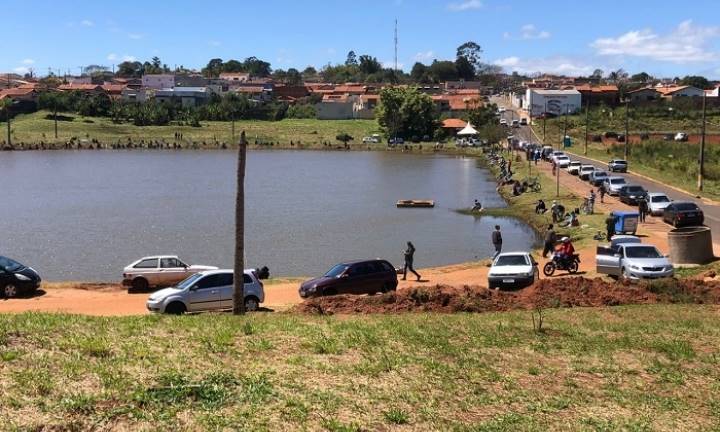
[543,100,547,143]
[698,93,707,191]
[394,19,398,73]
[233,131,247,315]
[54,99,58,139]
[624,99,629,160]
[558,105,567,198]
[584,98,590,155]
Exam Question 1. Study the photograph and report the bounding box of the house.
[234,84,273,102]
[142,74,175,90]
[175,74,210,88]
[101,83,128,99]
[58,83,106,95]
[0,87,39,103]
[154,87,210,107]
[441,118,467,132]
[352,94,379,119]
[706,85,720,98]
[444,81,494,94]
[431,94,482,113]
[273,85,310,101]
[219,72,250,83]
[574,84,619,106]
[655,85,705,100]
[66,76,92,85]
[525,89,582,117]
[121,87,152,102]
[316,94,358,120]
[627,87,660,103]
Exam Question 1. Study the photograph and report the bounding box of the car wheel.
[164,301,186,315]
[244,296,260,312]
[621,267,631,282]
[131,277,149,292]
[3,284,18,298]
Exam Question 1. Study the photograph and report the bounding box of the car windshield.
[627,187,645,192]
[495,255,529,266]
[594,172,607,177]
[0,256,23,272]
[614,161,627,165]
[625,246,663,259]
[652,195,670,203]
[177,272,204,289]
[676,203,699,211]
[324,264,349,278]
[611,178,626,184]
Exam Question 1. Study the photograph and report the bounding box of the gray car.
[146,269,264,314]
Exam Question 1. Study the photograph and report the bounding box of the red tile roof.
[575,84,619,93]
[441,118,467,129]
[58,83,104,91]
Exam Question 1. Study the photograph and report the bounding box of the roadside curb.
[526,125,720,207]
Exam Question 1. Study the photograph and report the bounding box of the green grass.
[2,306,720,430]
[3,110,382,149]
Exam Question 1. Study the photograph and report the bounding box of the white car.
[146,269,265,314]
[123,255,218,292]
[578,165,596,180]
[566,161,582,175]
[555,155,571,168]
[520,118,528,126]
[648,192,672,216]
[603,176,627,196]
[488,252,539,290]
[362,135,380,144]
[499,119,508,126]
[674,132,688,142]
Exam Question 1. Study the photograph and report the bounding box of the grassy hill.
[1,305,719,430]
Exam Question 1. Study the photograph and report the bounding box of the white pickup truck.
[596,236,674,281]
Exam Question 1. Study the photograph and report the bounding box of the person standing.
[542,224,557,258]
[491,225,503,259]
[402,241,421,281]
[605,212,616,241]
[598,184,606,203]
[638,196,648,223]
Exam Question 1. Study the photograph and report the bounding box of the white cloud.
[493,56,600,76]
[447,0,482,11]
[592,20,720,63]
[107,53,118,61]
[81,19,95,27]
[504,24,551,40]
[414,51,435,62]
[208,40,221,47]
[128,33,143,40]
[108,53,136,62]
[122,55,137,62]
[21,58,35,65]
[13,66,29,74]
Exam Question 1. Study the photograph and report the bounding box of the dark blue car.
[0,256,41,298]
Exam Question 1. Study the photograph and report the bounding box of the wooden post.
[233,131,247,315]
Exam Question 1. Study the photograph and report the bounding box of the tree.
[591,69,604,80]
[358,55,382,75]
[302,66,317,78]
[428,60,459,82]
[410,62,430,83]
[203,58,224,77]
[680,75,710,89]
[243,56,272,77]
[376,87,438,139]
[345,51,358,66]
[456,41,483,71]
[233,131,247,315]
[455,56,475,81]
[116,61,143,77]
[630,72,652,83]
[607,68,628,83]
[223,60,244,73]
[285,68,302,85]
[335,132,354,146]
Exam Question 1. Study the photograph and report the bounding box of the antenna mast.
[394,19,398,73]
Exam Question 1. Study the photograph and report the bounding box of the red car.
[299,259,398,298]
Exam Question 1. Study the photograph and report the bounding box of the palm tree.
[233,131,247,315]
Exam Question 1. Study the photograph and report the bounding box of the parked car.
[662,133,674,141]
[607,159,628,173]
[616,134,626,142]
[146,269,264,314]
[550,151,566,163]
[541,145,554,160]
[555,155,571,168]
[674,132,689,142]
[589,170,609,186]
[499,119,508,126]
[123,255,218,292]
[0,255,41,298]
[618,185,648,205]
[488,252,538,290]
[647,193,672,216]
[362,135,380,144]
[578,165,596,180]
[566,161,582,175]
[604,176,627,195]
[520,118,528,126]
[299,259,398,298]
[511,119,520,128]
[663,202,704,227]
[596,236,673,281]
[604,131,618,139]
[388,137,404,145]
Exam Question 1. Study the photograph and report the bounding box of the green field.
[2,306,719,431]
[2,111,382,149]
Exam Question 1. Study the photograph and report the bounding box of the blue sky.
[2,0,719,79]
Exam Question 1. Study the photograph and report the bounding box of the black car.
[299,259,398,298]
[618,185,648,205]
[0,256,41,298]
[663,202,704,227]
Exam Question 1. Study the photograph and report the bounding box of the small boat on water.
[396,200,435,208]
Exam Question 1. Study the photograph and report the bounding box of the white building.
[142,74,175,90]
[525,89,582,117]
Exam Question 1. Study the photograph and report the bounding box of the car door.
[133,258,159,285]
[216,273,235,310]
[187,274,223,312]
[596,245,621,275]
[342,264,365,294]
[159,258,188,286]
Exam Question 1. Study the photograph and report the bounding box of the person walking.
[598,184,606,203]
[402,241,421,281]
[491,225,503,259]
[542,224,557,258]
[605,212,616,241]
[638,196,648,223]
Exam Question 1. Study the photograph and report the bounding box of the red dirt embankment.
[294,277,720,315]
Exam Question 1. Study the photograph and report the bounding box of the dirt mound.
[293,277,720,315]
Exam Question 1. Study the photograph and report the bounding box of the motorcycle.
[543,253,580,276]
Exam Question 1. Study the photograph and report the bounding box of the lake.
[0,150,538,281]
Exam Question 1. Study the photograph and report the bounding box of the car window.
[676,203,699,211]
[379,261,394,272]
[134,258,158,269]
[324,264,348,278]
[625,247,663,259]
[160,258,181,268]
[495,255,529,266]
[216,273,234,286]
[196,274,225,289]
[243,274,253,284]
[652,196,670,203]
[0,256,23,272]
[348,263,372,276]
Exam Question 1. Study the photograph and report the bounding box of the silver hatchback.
[146,269,265,314]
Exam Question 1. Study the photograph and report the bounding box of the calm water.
[0,150,538,281]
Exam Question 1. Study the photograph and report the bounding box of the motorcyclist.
[556,237,576,267]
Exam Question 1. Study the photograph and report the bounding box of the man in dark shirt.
[605,212,616,240]
[542,224,557,258]
[491,225,503,259]
[402,241,421,281]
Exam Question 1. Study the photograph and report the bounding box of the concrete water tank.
[667,226,714,265]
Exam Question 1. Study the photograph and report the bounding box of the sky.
[2,0,720,79]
